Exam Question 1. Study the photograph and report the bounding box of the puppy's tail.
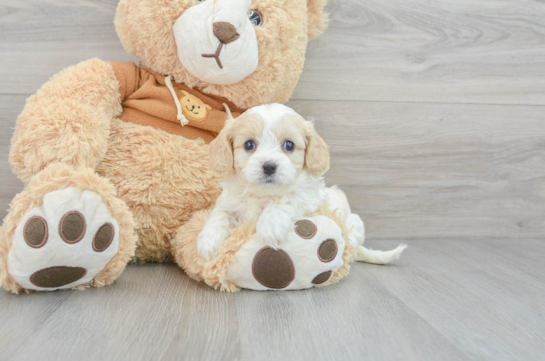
[354,244,407,265]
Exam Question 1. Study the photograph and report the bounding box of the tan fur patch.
[97,120,221,263]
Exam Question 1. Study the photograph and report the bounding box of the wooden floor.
[1,0,544,360]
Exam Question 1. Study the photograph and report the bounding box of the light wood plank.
[0,94,25,218]
[2,0,545,106]
[295,0,545,105]
[0,0,136,95]
[287,99,545,240]
[364,238,545,361]
[2,264,241,360]
[1,239,544,360]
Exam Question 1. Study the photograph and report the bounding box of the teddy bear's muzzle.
[172,0,258,85]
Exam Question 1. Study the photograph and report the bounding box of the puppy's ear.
[209,122,234,176]
[308,0,329,40]
[304,121,330,176]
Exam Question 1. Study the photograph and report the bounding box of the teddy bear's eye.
[247,10,262,27]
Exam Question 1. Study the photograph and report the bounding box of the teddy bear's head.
[115,0,328,109]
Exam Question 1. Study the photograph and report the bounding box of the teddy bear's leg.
[9,58,121,183]
[0,164,136,293]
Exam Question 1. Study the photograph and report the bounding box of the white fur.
[198,104,406,263]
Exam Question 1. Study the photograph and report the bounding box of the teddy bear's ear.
[303,120,330,176]
[307,0,329,40]
[206,104,212,110]
[181,90,189,96]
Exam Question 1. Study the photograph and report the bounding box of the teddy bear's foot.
[0,164,136,293]
[226,215,347,291]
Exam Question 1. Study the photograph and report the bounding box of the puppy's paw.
[256,209,293,249]
[197,227,230,261]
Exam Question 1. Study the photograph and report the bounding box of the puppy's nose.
[213,22,240,44]
[263,162,277,176]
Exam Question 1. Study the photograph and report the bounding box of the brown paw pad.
[93,223,115,252]
[252,247,295,289]
[30,266,87,288]
[59,211,86,244]
[318,239,338,262]
[294,219,317,239]
[24,216,48,248]
[312,271,332,285]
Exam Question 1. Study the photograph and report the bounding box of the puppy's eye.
[283,141,295,152]
[244,140,256,151]
[247,10,263,27]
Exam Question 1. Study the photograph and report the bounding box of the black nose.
[263,162,277,176]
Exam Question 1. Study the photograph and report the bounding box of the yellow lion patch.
[179,90,212,121]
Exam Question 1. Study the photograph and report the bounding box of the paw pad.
[318,239,338,262]
[312,271,332,285]
[30,266,87,288]
[23,216,48,248]
[59,211,86,244]
[93,223,115,252]
[252,247,295,289]
[294,219,317,239]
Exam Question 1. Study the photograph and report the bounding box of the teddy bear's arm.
[9,58,123,183]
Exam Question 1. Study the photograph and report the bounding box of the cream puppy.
[197,103,406,263]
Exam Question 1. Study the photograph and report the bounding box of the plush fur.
[10,59,121,183]
[2,0,331,292]
[96,119,221,262]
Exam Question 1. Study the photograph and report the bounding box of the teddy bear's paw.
[8,188,120,291]
[226,216,346,290]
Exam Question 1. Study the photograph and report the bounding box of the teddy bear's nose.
[213,22,240,44]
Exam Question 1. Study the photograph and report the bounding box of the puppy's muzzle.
[263,162,277,176]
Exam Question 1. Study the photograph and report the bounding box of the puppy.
[197,103,406,263]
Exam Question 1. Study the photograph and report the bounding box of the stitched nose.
[263,162,277,176]
[213,22,240,44]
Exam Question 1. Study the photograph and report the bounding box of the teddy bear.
[0,0,403,293]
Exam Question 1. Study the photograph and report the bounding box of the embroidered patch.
[252,247,295,289]
[294,219,317,239]
[30,266,87,288]
[24,216,48,249]
[179,90,212,121]
[318,239,338,262]
[59,211,86,244]
[312,271,332,285]
[93,223,115,252]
